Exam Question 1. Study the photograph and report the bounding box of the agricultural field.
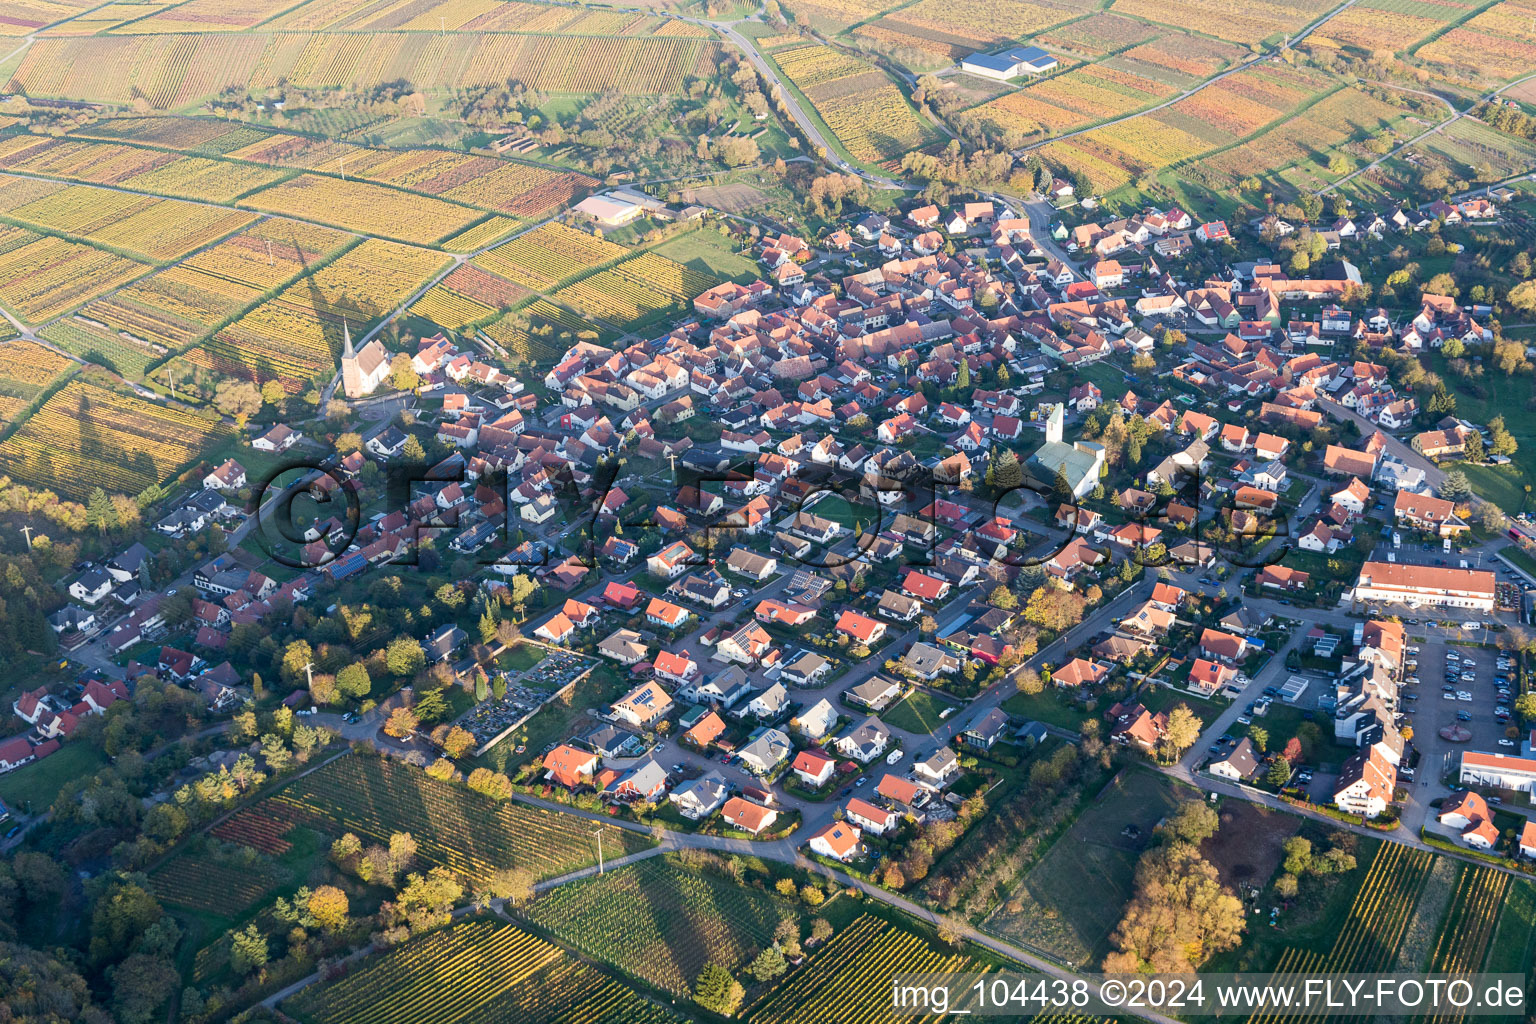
[410,262,533,331]
[1417,116,1536,178]
[0,135,286,202]
[1254,842,1434,1024]
[264,754,651,883]
[1034,13,1161,56]
[188,237,447,390]
[149,848,284,918]
[747,913,985,1024]
[110,0,300,32]
[5,31,725,108]
[550,252,716,326]
[855,0,1092,65]
[1417,0,1536,86]
[240,174,481,246]
[0,179,257,262]
[475,222,629,291]
[1111,0,1337,45]
[1036,63,1367,193]
[0,339,72,428]
[69,218,349,354]
[267,0,711,36]
[1419,865,1508,980]
[776,0,901,32]
[526,856,795,994]
[0,224,150,325]
[442,217,521,254]
[651,227,762,282]
[1194,84,1410,190]
[0,0,94,35]
[771,44,941,165]
[1309,0,1465,52]
[978,63,1180,139]
[285,919,680,1024]
[983,769,1192,965]
[0,378,230,497]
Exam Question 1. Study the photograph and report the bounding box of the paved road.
[695,17,911,190]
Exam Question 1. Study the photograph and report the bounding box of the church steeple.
[340,318,362,398]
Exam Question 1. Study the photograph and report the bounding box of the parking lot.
[1400,640,1517,784]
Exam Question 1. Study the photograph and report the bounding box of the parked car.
[1499,738,1516,747]
[1457,691,1473,701]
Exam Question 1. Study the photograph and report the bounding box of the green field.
[526,855,796,994]
[983,768,1193,964]
[0,740,106,811]
[651,227,761,283]
[883,689,961,734]
[1485,878,1536,976]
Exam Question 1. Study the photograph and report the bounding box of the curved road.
[693,16,912,190]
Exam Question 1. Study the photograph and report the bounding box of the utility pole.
[303,660,315,689]
[266,238,274,267]
[19,525,33,550]
[339,156,346,180]
[591,826,606,874]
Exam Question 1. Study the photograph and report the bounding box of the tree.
[1161,704,1201,758]
[307,885,349,933]
[442,725,476,758]
[1248,726,1268,753]
[748,945,787,981]
[213,380,262,420]
[385,706,419,738]
[1463,429,1484,463]
[1266,758,1294,787]
[402,434,427,462]
[1102,841,1243,973]
[486,866,535,906]
[229,923,269,975]
[1509,279,1536,315]
[386,636,426,677]
[89,881,164,963]
[1438,469,1471,501]
[1514,692,1536,720]
[1490,415,1518,457]
[109,954,179,1024]
[1165,800,1220,843]
[1274,874,1298,898]
[693,963,745,1016]
[1017,668,1045,695]
[336,662,371,700]
[811,917,833,943]
[1282,836,1313,875]
[414,688,449,724]
[261,733,293,772]
[389,353,420,391]
[1281,737,1302,763]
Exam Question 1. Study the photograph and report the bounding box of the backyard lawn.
[0,741,106,811]
[1001,687,1091,732]
[883,689,960,735]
